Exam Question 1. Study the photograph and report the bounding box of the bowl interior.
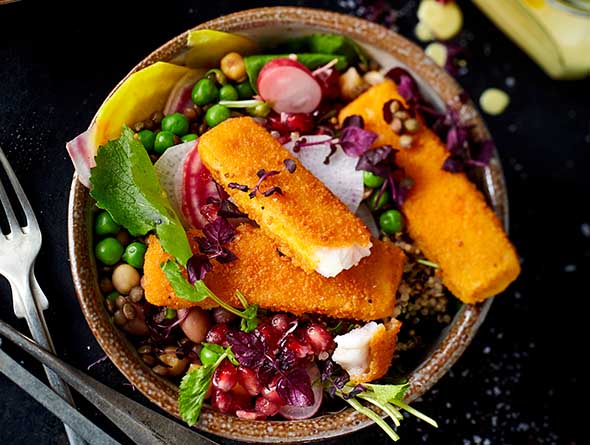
[68,7,506,443]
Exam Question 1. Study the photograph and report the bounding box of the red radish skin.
[278,365,323,420]
[257,58,322,114]
[181,142,219,229]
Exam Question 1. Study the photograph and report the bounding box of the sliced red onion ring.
[163,69,206,115]
[278,365,323,420]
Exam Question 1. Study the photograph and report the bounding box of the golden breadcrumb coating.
[339,80,520,304]
[196,117,372,276]
[143,224,405,321]
[349,319,402,384]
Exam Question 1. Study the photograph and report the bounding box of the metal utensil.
[0,319,220,445]
[0,338,120,445]
[0,147,84,444]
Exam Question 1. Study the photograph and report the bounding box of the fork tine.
[0,168,21,235]
[0,147,39,231]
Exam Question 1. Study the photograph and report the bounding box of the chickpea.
[220,52,247,82]
[339,67,369,101]
[112,264,140,295]
[159,346,189,377]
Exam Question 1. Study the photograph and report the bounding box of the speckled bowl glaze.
[68,7,507,443]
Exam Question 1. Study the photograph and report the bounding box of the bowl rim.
[68,6,506,443]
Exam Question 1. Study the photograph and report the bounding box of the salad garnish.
[89,126,192,265]
[179,343,238,426]
[228,158,297,199]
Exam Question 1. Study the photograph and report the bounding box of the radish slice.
[182,141,219,228]
[356,204,379,237]
[283,135,364,212]
[154,140,195,223]
[257,58,322,114]
[163,69,205,115]
[278,365,323,420]
[66,128,95,188]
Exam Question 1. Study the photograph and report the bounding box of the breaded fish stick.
[197,117,372,277]
[143,224,406,321]
[339,80,520,304]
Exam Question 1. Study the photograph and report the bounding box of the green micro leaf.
[90,126,192,266]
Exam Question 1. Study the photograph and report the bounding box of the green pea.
[95,237,124,265]
[181,133,198,142]
[165,308,177,320]
[199,347,219,366]
[379,209,404,234]
[368,190,391,211]
[205,104,231,127]
[192,78,219,105]
[137,129,156,151]
[161,113,189,136]
[363,171,385,188]
[219,84,239,101]
[122,242,147,268]
[106,291,119,301]
[236,82,255,99]
[95,211,120,236]
[246,102,271,118]
[154,131,176,154]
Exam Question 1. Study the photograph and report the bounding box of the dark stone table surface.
[0,1,585,444]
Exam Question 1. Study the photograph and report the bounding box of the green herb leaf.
[240,304,259,333]
[90,126,192,265]
[178,349,231,426]
[200,342,226,356]
[362,382,409,405]
[178,364,215,426]
[161,260,214,302]
[244,53,348,90]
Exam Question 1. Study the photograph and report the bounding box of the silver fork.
[0,147,85,445]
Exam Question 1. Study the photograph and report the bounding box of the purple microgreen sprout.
[229,159,297,199]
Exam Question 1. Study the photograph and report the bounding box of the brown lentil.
[128,286,144,303]
[152,365,169,376]
[151,111,164,125]
[113,310,127,326]
[390,117,403,134]
[115,295,127,310]
[137,345,153,355]
[141,354,156,367]
[142,119,155,130]
[394,110,409,121]
[105,299,116,314]
[399,134,414,148]
[132,121,145,132]
[183,107,197,121]
[116,231,131,246]
[122,303,137,320]
[404,118,420,133]
[99,277,113,294]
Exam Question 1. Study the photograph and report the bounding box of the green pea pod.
[244,53,348,91]
[281,33,368,67]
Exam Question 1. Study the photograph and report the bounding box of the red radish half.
[278,365,323,420]
[66,128,94,188]
[257,58,322,114]
[182,141,219,228]
[154,140,195,224]
[163,69,205,115]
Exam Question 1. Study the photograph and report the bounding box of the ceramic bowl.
[68,7,507,443]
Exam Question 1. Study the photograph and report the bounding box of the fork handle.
[13,281,87,445]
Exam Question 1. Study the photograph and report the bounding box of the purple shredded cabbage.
[385,67,423,106]
[186,254,213,283]
[229,159,296,199]
[342,114,365,129]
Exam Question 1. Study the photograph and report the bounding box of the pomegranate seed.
[230,387,252,412]
[236,410,266,420]
[212,360,237,392]
[270,314,291,334]
[237,366,262,396]
[205,323,229,347]
[261,379,285,406]
[256,323,279,349]
[305,324,334,354]
[285,336,312,359]
[255,396,280,417]
[267,112,314,134]
[211,389,233,414]
[315,68,340,100]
